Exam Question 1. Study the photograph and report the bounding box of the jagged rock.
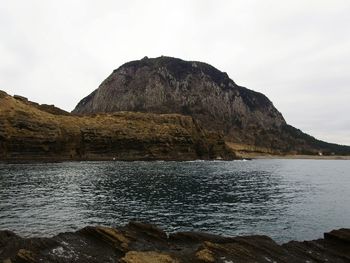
[0,223,349,262]
[72,56,350,155]
[0,91,234,161]
[13,95,28,102]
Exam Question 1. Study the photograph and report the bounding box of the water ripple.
[0,159,349,243]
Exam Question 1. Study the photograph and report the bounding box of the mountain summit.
[73,56,350,155]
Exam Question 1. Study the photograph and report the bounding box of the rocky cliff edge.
[0,90,234,161]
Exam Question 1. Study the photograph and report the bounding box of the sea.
[0,159,349,243]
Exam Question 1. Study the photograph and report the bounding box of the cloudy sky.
[1,0,349,145]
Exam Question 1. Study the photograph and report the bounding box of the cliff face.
[72,56,350,155]
[0,91,234,161]
[73,56,285,145]
[1,222,349,263]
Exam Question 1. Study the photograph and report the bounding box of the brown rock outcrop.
[0,91,234,161]
[0,222,349,262]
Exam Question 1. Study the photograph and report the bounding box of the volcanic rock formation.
[73,56,285,144]
[73,56,350,155]
[0,91,233,161]
[1,222,349,262]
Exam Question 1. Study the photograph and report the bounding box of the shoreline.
[1,222,349,262]
[1,154,349,164]
[251,154,350,160]
[0,157,236,164]
[226,142,350,160]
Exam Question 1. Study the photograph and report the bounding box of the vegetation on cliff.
[0,91,234,161]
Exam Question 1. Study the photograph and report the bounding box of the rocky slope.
[73,56,350,155]
[1,222,349,262]
[0,90,234,161]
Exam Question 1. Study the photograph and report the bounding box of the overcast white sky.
[1,0,349,145]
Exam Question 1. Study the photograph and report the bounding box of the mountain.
[73,56,350,156]
[0,90,234,161]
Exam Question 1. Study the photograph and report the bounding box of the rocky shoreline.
[1,222,349,263]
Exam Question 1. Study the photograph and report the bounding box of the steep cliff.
[0,91,234,161]
[73,56,285,144]
[73,56,350,155]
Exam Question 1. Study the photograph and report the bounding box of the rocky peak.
[73,56,285,145]
[71,57,350,155]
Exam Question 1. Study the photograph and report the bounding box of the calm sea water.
[0,159,349,243]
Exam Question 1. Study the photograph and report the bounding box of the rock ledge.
[1,222,349,262]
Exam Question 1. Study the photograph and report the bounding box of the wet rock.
[324,228,350,244]
[78,226,131,253]
[127,222,168,240]
[0,223,349,263]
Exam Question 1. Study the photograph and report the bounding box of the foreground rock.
[0,91,234,161]
[0,222,349,263]
[73,56,350,156]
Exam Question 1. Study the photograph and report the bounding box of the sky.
[1,0,349,145]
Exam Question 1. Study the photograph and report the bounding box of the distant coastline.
[252,154,350,160]
[226,142,350,160]
[1,155,349,164]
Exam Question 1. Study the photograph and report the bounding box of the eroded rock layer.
[0,91,234,161]
[0,222,349,262]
